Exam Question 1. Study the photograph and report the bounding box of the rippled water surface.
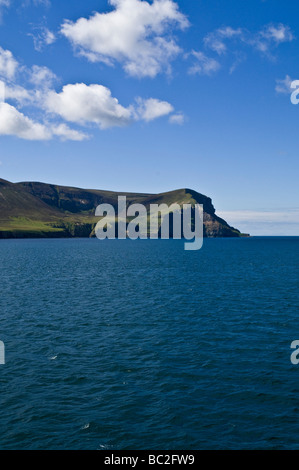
[0,237,298,449]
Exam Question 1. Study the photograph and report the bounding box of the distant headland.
[0,179,249,239]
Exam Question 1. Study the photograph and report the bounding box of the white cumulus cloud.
[0,79,90,141]
[61,0,189,78]
[0,101,51,140]
[0,101,89,141]
[45,83,133,129]
[45,83,175,128]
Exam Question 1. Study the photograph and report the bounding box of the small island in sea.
[0,178,248,239]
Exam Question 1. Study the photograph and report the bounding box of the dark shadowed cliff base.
[0,179,249,239]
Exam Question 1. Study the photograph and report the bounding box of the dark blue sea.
[0,237,298,450]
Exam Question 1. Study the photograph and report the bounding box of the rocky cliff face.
[0,180,246,238]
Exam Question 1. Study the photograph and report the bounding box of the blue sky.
[0,0,298,235]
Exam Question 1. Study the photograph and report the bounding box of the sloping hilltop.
[0,179,247,238]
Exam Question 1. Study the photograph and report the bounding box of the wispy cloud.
[259,23,294,45]
[28,25,56,52]
[0,0,10,8]
[0,46,18,80]
[275,74,293,94]
[204,23,294,56]
[1,0,51,19]
[0,0,10,20]
[188,51,220,76]
[204,27,243,55]
[247,24,295,58]
[22,0,51,8]
[29,65,58,89]
[133,97,174,122]
[169,112,185,125]
[195,23,295,75]
[217,209,299,236]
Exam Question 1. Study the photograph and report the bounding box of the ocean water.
[0,237,298,450]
